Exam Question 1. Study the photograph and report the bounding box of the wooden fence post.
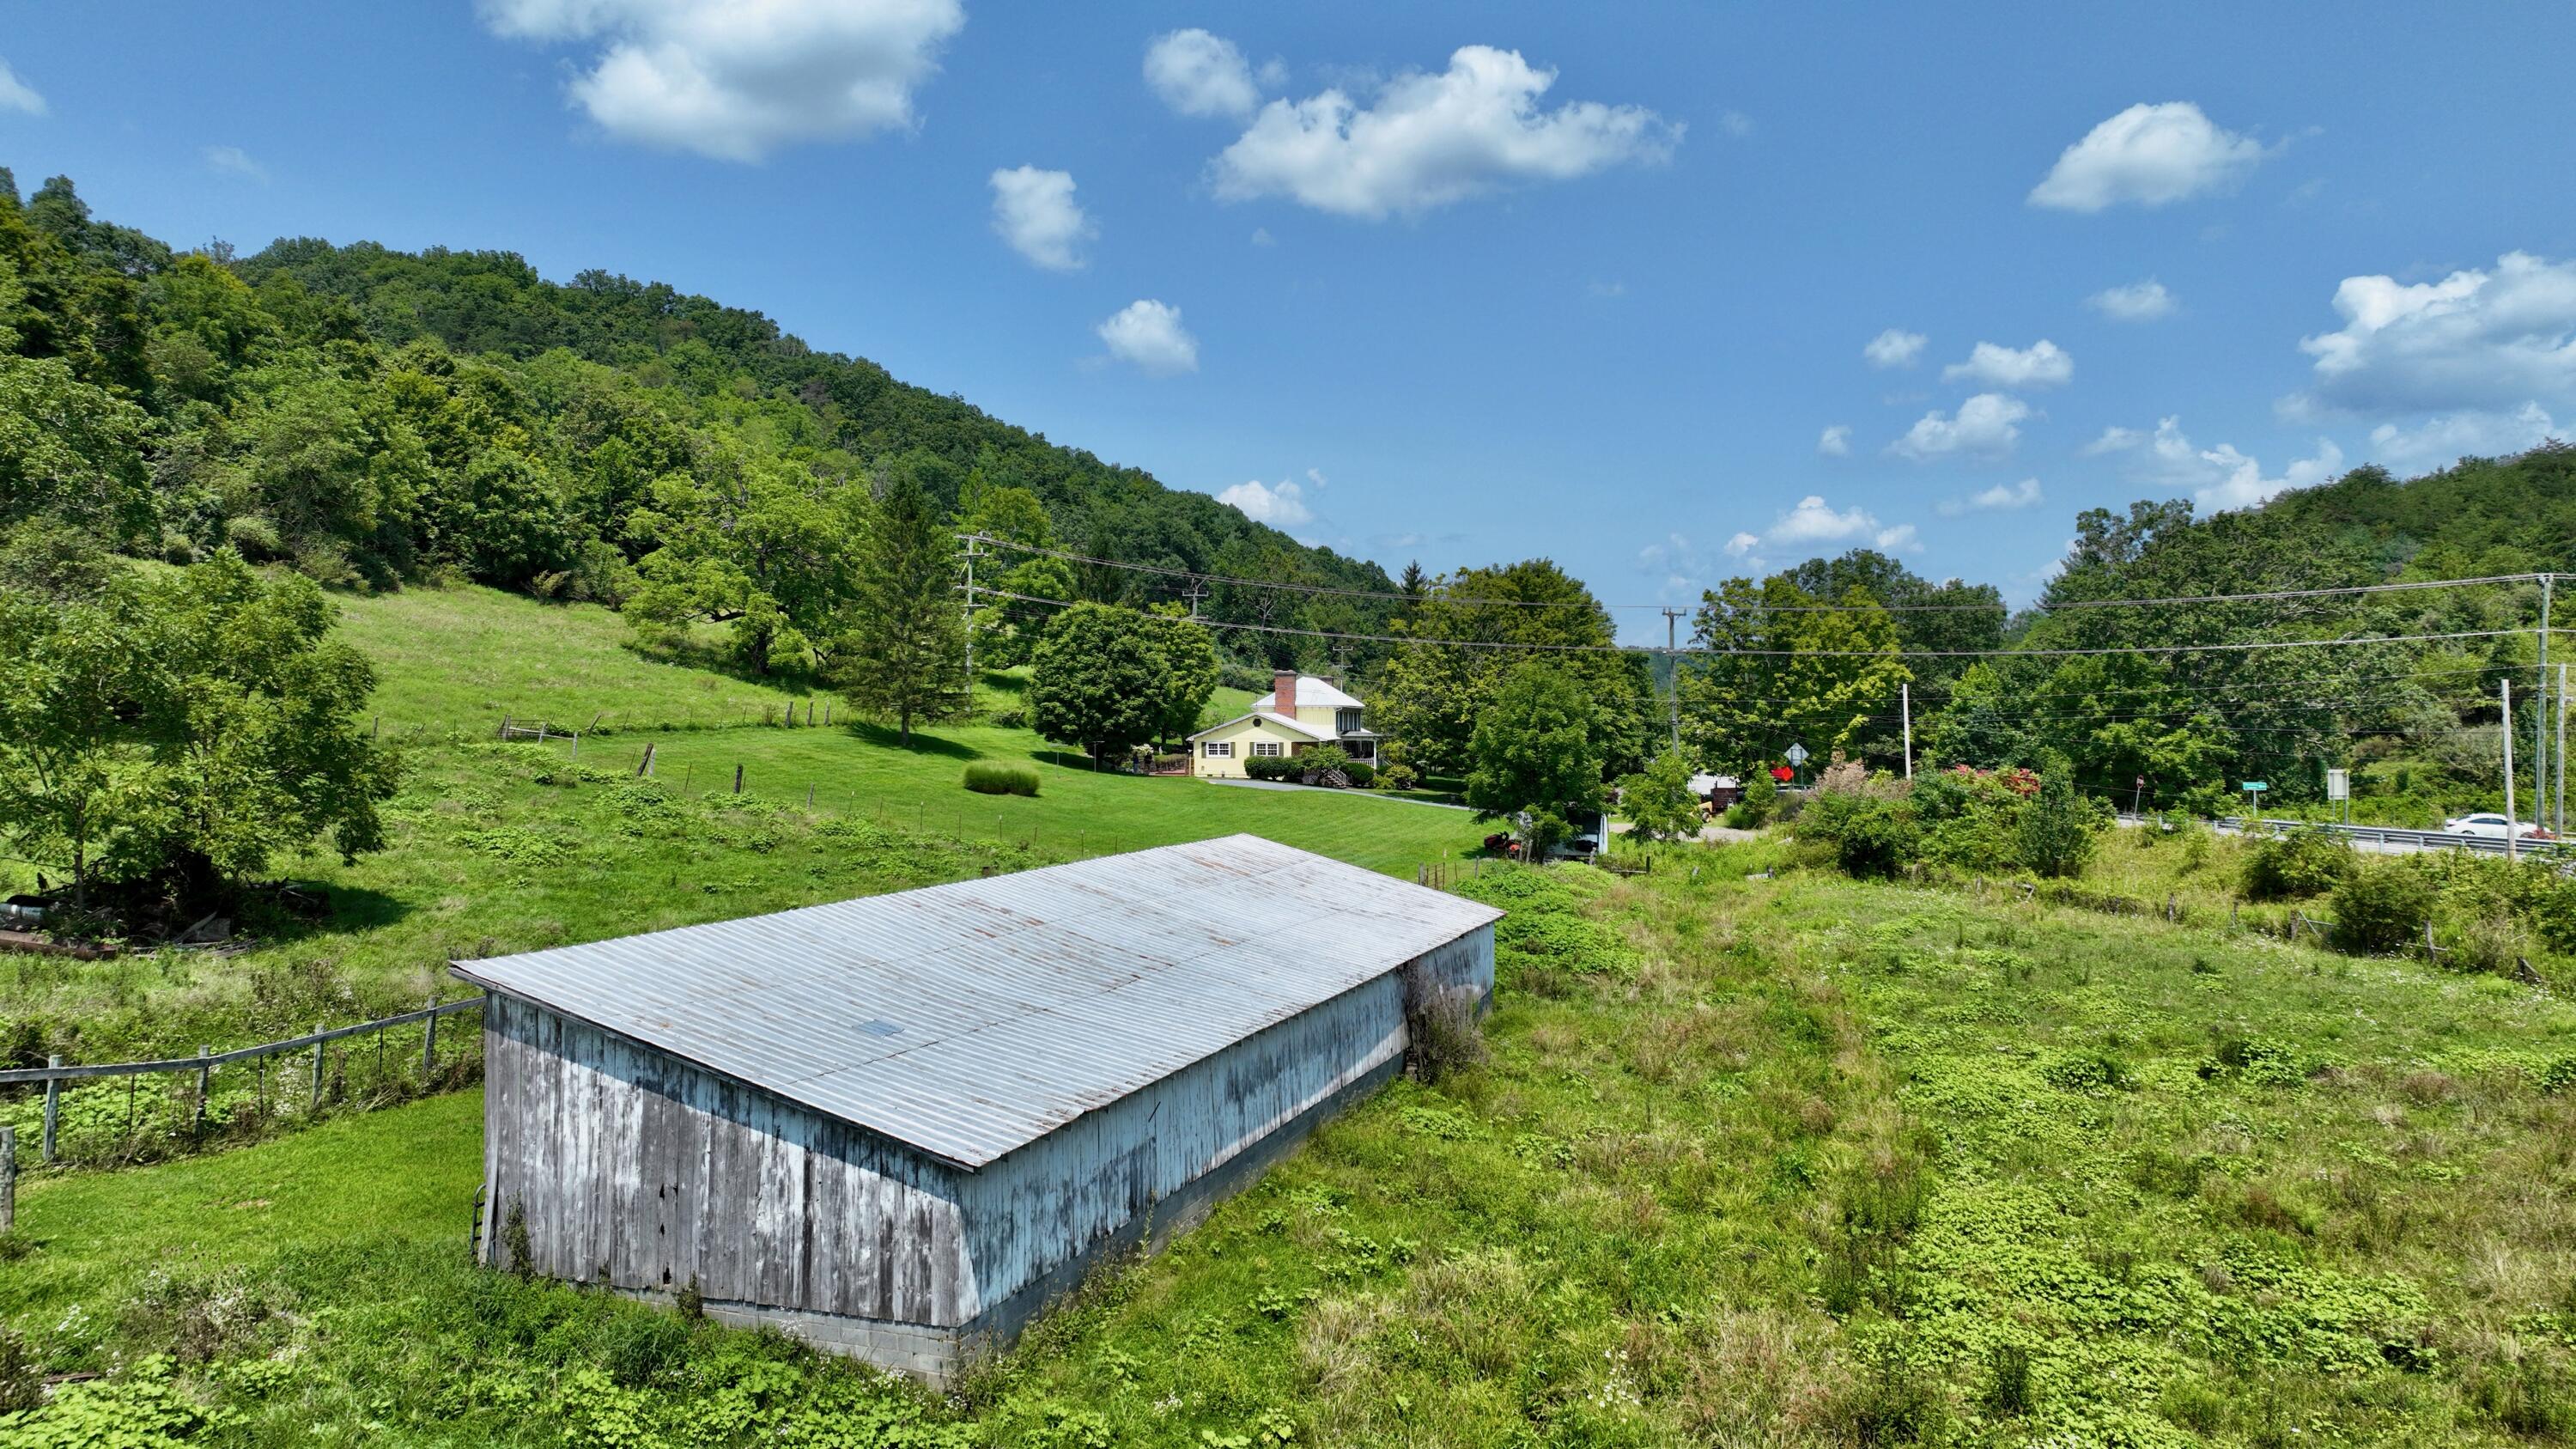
[41,1056,60,1165]
[422,999,439,1081]
[1,1125,15,1233]
[2425,920,2437,956]
[311,1026,325,1110]
[733,764,744,795]
[194,1045,211,1129]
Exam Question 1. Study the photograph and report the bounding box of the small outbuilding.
[453,834,1500,1380]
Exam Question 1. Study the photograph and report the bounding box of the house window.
[1251,740,1285,758]
[1337,708,1362,735]
[1203,740,1233,759]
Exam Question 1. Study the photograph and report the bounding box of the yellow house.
[1188,672,1381,780]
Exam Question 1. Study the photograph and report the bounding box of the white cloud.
[987,166,1093,271]
[1096,299,1199,374]
[1145,28,1262,119]
[477,0,963,161]
[1722,496,1920,563]
[2028,101,2265,212]
[1718,109,1753,138]
[2081,424,2145,455]
[1863,328,1926,368]
[1889,393,2031,460]
[1937,478,2044,516]
[1942,339,2073,389]
[2298,252,2576,413]
[2099,415,2343,512]
[2087,279,2174,321]
[2366,403,2559,471]
[0,58,44,117]
[1250,227,1276,247]
[1218,478,1313,526]
[1210,45,1679,219]
[203,145,267,182]
[1586,279,1626,299]
[1817,424,1852,457]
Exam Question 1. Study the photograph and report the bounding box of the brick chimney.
[1273,669,1299,719]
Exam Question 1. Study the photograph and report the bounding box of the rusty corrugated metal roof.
[450,834,1500,1169]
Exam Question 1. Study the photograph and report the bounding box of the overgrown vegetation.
[13,854,2576,1443]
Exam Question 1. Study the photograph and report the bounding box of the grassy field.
[0,581,1484,1167]
[14,850,2576,1444]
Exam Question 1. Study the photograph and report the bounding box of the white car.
[2442,813,2551,840]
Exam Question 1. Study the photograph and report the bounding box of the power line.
[980,588,2527,661]
[972,536,2547,616]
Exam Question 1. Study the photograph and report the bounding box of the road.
[2119,813,2552,858]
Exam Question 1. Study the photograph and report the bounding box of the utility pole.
[2504,677,2519,862]
[1661,606,1686,749]
[2560,661,2568,837]
[1900,680,1913,780]
[958,533,987,699]
[2538,575,2552,835]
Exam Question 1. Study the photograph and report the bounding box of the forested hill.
[234,235,1371,595]
[0,167,1390,672]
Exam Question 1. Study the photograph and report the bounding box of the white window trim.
[1203,740,1233,759]
[1251,740,1285,758]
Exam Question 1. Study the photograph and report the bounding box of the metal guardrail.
[2123,813,2546,856]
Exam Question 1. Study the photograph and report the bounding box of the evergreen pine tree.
[835,473,966,744]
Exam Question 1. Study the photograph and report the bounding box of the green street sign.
[2241,781,2269,792]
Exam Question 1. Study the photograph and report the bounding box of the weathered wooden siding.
[956,923,1494,1322]
[478,920,1496,1355]
[482,995,976,1325]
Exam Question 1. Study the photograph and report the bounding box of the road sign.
[1784,743,1809,765]
[2325,770,2348,801]
[2241,781,2269,793]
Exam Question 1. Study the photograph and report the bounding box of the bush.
[2330,859,2437,954]
[2243,826,2353,900]
[1799,794,1920,880]
[1243,755,1300,782]
[962,761,1040,797]
[1722,802,1753,830]
[2015,764,2105,879]
[1376,763,1419,791]
[1341,760,1376,788]
[987,706,1027,730]
[1739,771,1779,825]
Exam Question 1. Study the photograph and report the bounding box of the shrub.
[2330,859,2437,954]
[987,706,1027,730]
[2242,826,2353,900]
[1243,755,1300,782]
[1376,763,1419,791]
[1721,802,1753,829]
[1799,794,1920,880]
[2015,760,2104,878]
[1738,771,1778,825]
[1299,745,1353,782]
[1341,760,1376,788]
[962,761,1040,797]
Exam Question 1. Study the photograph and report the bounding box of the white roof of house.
[1254,676,1364,712]
[1187,710,1333,742]
[1687,773,1741,795]
[453,836,1503,1171]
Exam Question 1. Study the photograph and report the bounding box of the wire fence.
[0,996,486,1184]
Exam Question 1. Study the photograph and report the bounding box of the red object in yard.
[1771,765,1795,782]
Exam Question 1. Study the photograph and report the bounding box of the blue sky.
[5,3,2574,640]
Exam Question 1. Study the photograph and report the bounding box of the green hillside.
[1,577,1481,1169]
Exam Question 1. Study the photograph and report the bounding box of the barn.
[452,833,1501,1380]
